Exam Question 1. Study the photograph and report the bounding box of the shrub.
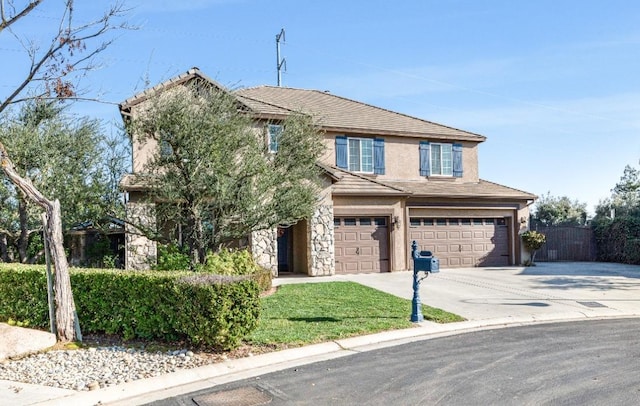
[0,264,260,349]
[200,249,272,293]
[592,215,640,264]
[174,274,260,348]
[155,243,191,271]
[521,230,546,265]
[0,264,50,328]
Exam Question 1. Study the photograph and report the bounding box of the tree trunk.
[1,142,77,342]
[0,233,7,262]
[18,199,29,263]
[45,200,76,341]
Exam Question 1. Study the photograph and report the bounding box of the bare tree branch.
[0,1,130,113]
[0,0,43,32]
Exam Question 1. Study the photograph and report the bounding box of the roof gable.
[119,67,229,113]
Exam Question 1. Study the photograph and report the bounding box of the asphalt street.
[146,318,640,406]
[5,262,640,405]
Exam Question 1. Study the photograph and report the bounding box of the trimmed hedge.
[200,249,273,293]
[0,264,260,349]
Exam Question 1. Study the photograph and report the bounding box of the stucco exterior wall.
[320,132,480,182]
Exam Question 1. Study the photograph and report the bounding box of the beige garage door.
[334,217,389,274]
[409,218,509,268]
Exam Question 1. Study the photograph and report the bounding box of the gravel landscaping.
[0,337,276,392]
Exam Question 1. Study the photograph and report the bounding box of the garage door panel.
[343,232,358,241]
[410,217,509,268]
[360,261,374,271]
[344,247,358,256]
[334,217,389,275]
[435,244,449,253]
[360,246,374,256]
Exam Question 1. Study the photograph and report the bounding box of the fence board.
[532,225,597,262]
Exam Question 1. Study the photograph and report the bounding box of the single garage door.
[409,218,509,268]
[334,217,389,274]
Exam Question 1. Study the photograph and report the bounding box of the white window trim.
[430,142,453,176]
[348,137,374,173]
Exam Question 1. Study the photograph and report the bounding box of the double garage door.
[334,216,510,274]
[410,218,510,268]
[334,217,389,274]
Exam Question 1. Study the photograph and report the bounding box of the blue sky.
[4,0,640,215]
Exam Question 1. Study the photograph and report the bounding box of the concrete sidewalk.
[3,262,640,405]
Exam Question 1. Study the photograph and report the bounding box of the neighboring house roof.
[235,86,486,142]
[386,179,537,200]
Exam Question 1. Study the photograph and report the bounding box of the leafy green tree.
[0,101,127,263]
[130,85,323,266]
[592,162,640,264]
[0,1,128,342]
[533,193,588,226]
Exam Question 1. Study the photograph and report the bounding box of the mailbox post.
[411,240,439,322]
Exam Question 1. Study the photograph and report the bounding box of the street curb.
[39,313,640,406]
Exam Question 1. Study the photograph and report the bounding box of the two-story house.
[119,68,536,275]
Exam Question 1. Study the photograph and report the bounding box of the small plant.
[102,254,118,269]
[155,244,191,271]
[7,317,30,327]
[521,230,546,265]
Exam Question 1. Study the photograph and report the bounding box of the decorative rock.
[0,345,208,391]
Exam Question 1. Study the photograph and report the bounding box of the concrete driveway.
[285,262,640,322]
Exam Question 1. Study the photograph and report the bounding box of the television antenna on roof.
[276,28,286,86]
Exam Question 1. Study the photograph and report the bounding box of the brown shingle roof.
[118,68,485,143]
[119,67,227,113]
[235,86,486,142]
[386,179,536,200]
[318,164,409,196]
[318,163,533,200]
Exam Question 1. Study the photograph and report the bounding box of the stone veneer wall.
[125,201,157,270]
[251,228,278,276]
[307,204,334,276]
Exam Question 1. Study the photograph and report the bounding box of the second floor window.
[348,138,373,172]
[420,141,463,177]
[430,143,453,176]
[268,124,283,153]
[335,136,385,174]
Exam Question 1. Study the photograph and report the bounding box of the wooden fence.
[532,225,597,262]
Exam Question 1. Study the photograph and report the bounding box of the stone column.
[251,228,278,276]
[125,201,157,270]
[307,204,334,276]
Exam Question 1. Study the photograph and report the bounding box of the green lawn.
[247,281,464,346]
